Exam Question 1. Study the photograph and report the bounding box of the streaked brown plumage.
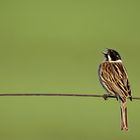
[98,49,132,131]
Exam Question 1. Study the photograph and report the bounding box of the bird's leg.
[116,96,119,101]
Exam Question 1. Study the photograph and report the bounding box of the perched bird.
[98,48,132,131]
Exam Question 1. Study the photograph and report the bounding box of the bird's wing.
[99,62,131,102]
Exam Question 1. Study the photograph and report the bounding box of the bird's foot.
[116,96,119,101]
[103,94,109,100]
[129,96,132,101]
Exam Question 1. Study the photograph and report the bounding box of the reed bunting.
[98,48,132,131]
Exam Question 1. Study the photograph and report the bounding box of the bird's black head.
[103,48,121,61]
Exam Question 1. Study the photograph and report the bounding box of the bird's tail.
[120,101,128,131]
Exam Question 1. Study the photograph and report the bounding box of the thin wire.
[0,93,139,100]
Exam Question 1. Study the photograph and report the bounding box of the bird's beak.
[102,48,108,55]
[102,51,107,55]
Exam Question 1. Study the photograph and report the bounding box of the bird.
[98,48,132,131]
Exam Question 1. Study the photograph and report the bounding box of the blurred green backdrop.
[0,0,140,140]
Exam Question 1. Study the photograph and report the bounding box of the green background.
[0,0,140,140]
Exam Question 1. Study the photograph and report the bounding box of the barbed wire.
[0,93,139,100]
